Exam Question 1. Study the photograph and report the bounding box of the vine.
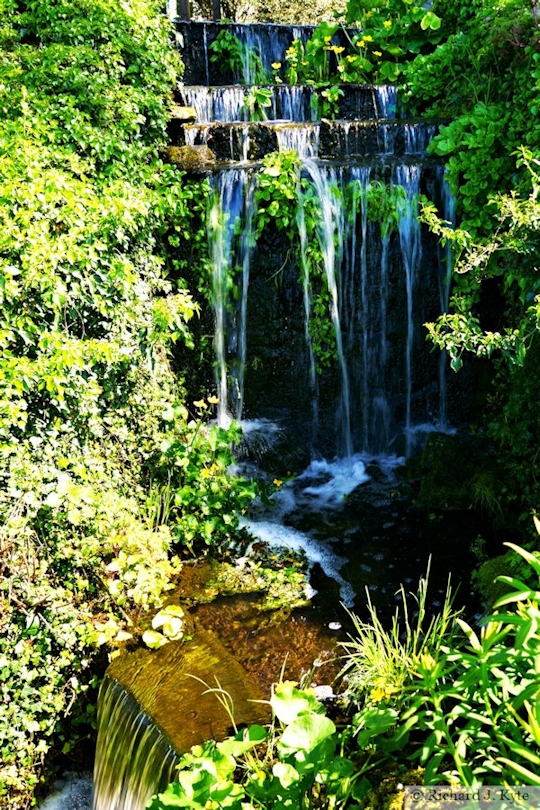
[254,153,410,370]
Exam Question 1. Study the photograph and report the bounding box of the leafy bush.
[0,0,259,804]
[345,537,540,786]
[148,680,367,809]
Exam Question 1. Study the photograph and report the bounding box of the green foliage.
[150,541,540,805]
[404,0,540,237]
[423,150,540,374]
[343,539,540,786]
[317,84,345,120]
[427,102,514,234]
[158,402,259,555]
[284,21,342,85]
[365,181,407,238]
[282,1,441,89]
[0,0,258,804]
[209,28,269,84]
[255,150,302,235]
[243,86,274,121]
[338,0,442,84]
[148,681,367,809]
[340,564,458,709]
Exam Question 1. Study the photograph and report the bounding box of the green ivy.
[0,0,258,804]
[209,28,269,85]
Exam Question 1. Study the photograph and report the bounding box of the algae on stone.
[163,144,215,171]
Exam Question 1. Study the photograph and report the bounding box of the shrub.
[346,536,540,786]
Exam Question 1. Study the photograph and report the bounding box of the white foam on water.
[237,417,282,437]
[243,518,355,607]
[38,772,92,810]
[296,455,370,507]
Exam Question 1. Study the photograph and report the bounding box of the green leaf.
[217,725,267,756]
[497,757,540,785]
[278,712,335,752]
[272,761,300,788]
[270,682,324,725]
[142,629,168,649]
[420,11,441,30]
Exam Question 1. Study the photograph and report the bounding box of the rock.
[169,104,198,123]
[107,624,269,755]
[163,144,215,172]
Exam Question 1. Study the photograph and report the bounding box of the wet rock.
[170,104,197,122]
[167,105,198,142]
[163,144,215,172]
[107,625,269,755]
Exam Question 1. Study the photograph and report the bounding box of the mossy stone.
[163,144,215,171]
[169,104,197,122]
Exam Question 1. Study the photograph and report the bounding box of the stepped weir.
[92,18,456,809]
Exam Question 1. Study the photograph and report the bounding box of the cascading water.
[208,168,257,426]
[204,156,444,456]
[393,163,422,456]
[92,678,179,810]
[86,20,462,810]
[299,159,352,460]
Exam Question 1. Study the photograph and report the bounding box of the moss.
[107,625,269,755]
[163,144,216,171]
[358,764,424,809]
[474,553,514,606]
[172,546,310,613]
[474,546,540,607]
[169,105,197,122]
[415,432,503,514]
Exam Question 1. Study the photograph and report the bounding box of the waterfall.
[173,25,451,456]
[296,193,319,446]
[299,160,352,460]
[208,168,257,426]
[438,172,456,428]
[276,123,319,158]
[374,84,398,118]
[393,164,422,456]
[229,23,313,84]
[203,155,444,455]
[92,678,178,810]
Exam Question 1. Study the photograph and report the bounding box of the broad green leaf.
[420,10,441,30]
[272,761,299,788]
[218,725,267,756]
[142,629,168,649]
[270,681,323,724]
[278,712,335,752]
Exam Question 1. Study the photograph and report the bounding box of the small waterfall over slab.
[92,626,268,810]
